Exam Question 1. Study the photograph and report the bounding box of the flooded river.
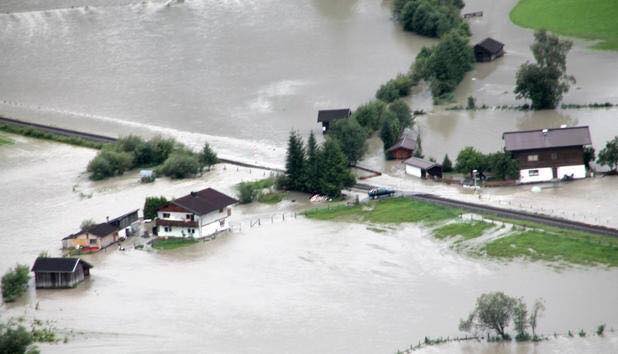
[1,137,618,354]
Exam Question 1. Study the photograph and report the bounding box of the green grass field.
[483,229,618,266]
[0,135,13,146]
[433,222,493,241]
[304,197,461,224]
[510,0,618,50]
[151,238,199,250]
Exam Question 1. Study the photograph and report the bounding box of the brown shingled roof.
[172,188,238,216]
[503,126,592,152]
[386,133,416,153]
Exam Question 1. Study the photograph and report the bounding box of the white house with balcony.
[155,188,238,238]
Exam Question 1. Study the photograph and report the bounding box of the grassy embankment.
[510,0,618,50]
[305,197,618,267]
[0,124,105,149]
[151,238,199,250]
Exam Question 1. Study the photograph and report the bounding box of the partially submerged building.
[31,257,93,289]
[62,210,139,252]
[317,108,351,133]
[386,132,416,160]
[155,188,238,238]
[404,157,443,179]
[503,126,592,183]
[474,37,504,62]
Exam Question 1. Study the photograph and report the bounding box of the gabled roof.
[317,109,351,123]
[171,188,238,216]
[475,37,504,54]
[404,157,440,170]
[386,133,416,153]
[503,126,592,152]
[31,257,93,273]
[62,222,118,240]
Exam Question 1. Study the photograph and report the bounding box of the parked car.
[368,187,395,199]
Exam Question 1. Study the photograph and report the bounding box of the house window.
[219,208,224,213]
[186,214,192,219]
[188,228,195,234]
[89,239,97,245]
[220,220,225,227]
[551,153,558,160]
[164,226,171,232]
[162,213,170,218]
[528,170,539,177]
[527,154,539,162]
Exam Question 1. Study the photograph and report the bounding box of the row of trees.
[455,147,519,180]
[282,132,354,198]
[87,135,217,180]
[459,292,545,341]
[393,0,467,38]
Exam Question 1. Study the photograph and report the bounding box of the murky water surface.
[1,138,617,354]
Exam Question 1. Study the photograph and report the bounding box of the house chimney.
[191,191,197,197]
[542,129,548,136]
[106,216,109,222]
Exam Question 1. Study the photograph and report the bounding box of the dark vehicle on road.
[368,187,395,199]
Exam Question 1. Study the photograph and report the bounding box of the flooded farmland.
[1,136,618,354]
[1,0,618,352]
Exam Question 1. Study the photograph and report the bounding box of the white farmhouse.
[155,188,238,238]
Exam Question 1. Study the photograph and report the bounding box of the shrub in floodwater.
[596,324,605,336]
[578,329,586,337]
[1,264,30,303]
[467,96,476,110]
[568,330,573,337]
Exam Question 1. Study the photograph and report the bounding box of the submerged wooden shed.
[31,257,93,289]
[317,108,351,133]
[474,37,505,62]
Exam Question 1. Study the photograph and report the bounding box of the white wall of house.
[519,167,553,183]
[157,211,193,222]
[557,164,586,179]
[405,165,422,178]
[157,226,199,238]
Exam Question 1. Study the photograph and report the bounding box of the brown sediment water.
[1,137,617,354]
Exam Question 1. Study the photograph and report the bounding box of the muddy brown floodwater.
[1,136,618,354]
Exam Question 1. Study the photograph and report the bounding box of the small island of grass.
[0,135,13,146]
[151,238,199,250]
[510,0,618,50]
[433,221,492,241]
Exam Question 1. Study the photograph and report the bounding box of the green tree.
[426,30,474,98]
[514,30,575,109]
[442,154,453,172]
[304,132,321,193]
[487,152,519,180]
[316,139,355,198]
[529,298,545,340]
[513,299,530,341]
[459,292,518,340]
[156,151,201,179]
[352,100,387,132]
[1,265,30,303]
[143,196,169,220]
[455,146,487,177]
[200,142,218,170]
[329,117,368,165]
[380,111,401,151]
[387,99,413,130]
[80,219,96,231]
[284,131,306,191]
[0,323,37,354]
[413,134,424,158]
[87,149,133,180]
[597,137,618,172]
[583,146,595,170]
[237,182,258,204]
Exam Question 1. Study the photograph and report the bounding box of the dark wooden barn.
[317,108,351,133]
[31,257,93,289]
[108,209,139,230]
[474,37,504,62]
[386,133,416,160]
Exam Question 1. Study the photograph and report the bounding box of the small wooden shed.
[31,257,93,289]
[404,157,443,179]
[317,108,351,133]
[386,133,416,160]
[474,37,504,62]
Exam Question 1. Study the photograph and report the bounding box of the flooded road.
[1,137,618,354]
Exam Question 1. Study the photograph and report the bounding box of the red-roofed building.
[155,188,238,238]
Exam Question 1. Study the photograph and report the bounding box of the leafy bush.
[0,323,38,354]
[352,100,387,132]
[1,265,30,303]
[376,74,414,102]
[380,111,401,151]
[156,151,201,179]
[236,178,275,204]
[328,117,368,165]
[394,0,466,38]
[86,148,133,180]
[442,154,453,172]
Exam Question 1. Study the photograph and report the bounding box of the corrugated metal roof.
[403,157,439,170]
[503,126,592,151]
